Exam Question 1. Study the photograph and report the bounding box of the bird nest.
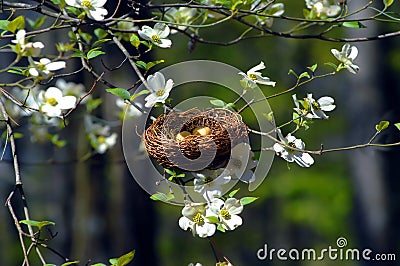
[143,108,248,170]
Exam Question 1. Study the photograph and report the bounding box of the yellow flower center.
[288,142,296,150]
[193,212,204,226]
[312,101,320,110]
[248,73,257,80]
[81,0,93,8]
[98,136,106,143]
[220,209,231,220]
[204,176,213,183]
[47,97,58,106]
[152,35,161,43]
[156,89,165,97]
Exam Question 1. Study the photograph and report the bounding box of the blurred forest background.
[0,0,400,265]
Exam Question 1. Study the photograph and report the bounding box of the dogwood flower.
[273,129,314,167]
[28,57,66,77]
[85,116,117,154]
[251,2,284,27]
[226,143,257,183]
[179,203,216,238]
[193,169,231,201]
[165,7,197,33]
[293,93,336,120]
[12,30,44,57]
[331,43,359,74]
[65,0,108,21]
[239,61,276,89]
[38,87,77,117]
[209,198,243,231]
[305,0,340,18]
[138,23,172,48]
[144,72,174,108]
[188,263,202,266]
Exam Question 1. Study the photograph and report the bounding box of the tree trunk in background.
[347,1,391,258]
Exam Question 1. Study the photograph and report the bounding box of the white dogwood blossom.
[138,23,172,48]
[273,129,314,167]
[28,57,66,77]
[239,61,276,89]
[293,93,336,120]
[165,7,197,33]
[179,203,216,238]
[209,198,243,231]
[65,0,108,21]
[144,72,174,108]
[38,87,77,117]
[305,0,341,18]
[12,30,44,57]
[85,116,117,154]
[193,169,231,201]
[331,43,359,74]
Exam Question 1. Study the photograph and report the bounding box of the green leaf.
[307,63,318,73]
[7,16,25,33]
[116,250,135,266]
[44,264,57,266]
[228,188,240,197]
[109,258,118,265]
[27,16,46,30]
[394,123,400,130]
[165,168,174,175]
[94,28,108,39]
[325,62,338,71]
[135,61,147,69]
[210,99,226,108]
[240,197,258,206]
[130,34,141,48]
[217,223,226,232]
[92,38,111,48]
[87,49,105,60]
[298,71,310,79]
[375,120,390,132]
[263,112,274,123]
[50,0,66,6]
[383,0,394,7]
[20,220,56,230]
[146,60,165,71]
[288,69,298,77]
[61,261,80,266]
[130,90,149,101]
[150,192,175,202]
[90,264,107,266]
[106,88,130,100]
[86,98,103,112]
[0,20,10,31]
[342,21,366,29]
[206,216,220,223]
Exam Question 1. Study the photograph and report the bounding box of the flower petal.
[248,61,265,74]
[157,38,172,48]
[58,95,77,109]
[154,23,170,38]
[41,105,61,117]
[46,61,66,71]
[88,7,108,21]
[45,87,63,100]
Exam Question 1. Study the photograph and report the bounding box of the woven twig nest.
[143,108,248,170]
